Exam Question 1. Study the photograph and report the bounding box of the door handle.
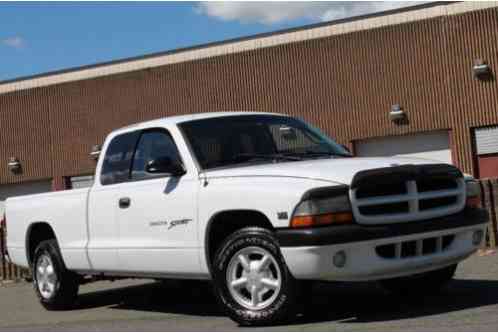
[119,197,131,209]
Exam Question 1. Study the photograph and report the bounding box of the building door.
[474,126,498,178]
[0,180,52,217]
[354,130,452,164]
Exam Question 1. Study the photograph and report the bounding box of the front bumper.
[276,208,488,281]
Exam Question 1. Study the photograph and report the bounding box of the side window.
[100,132,140,185]
[131,130,182,180]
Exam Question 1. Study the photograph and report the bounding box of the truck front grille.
[355,181,407,199]
[376,234,455,259]
[359,202,408,215]
[350,166,466,224]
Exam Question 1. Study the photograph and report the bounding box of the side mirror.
[146,157,186,177]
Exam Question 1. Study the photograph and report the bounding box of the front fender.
[197,176,339,273]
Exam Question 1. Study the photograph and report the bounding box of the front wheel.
[379,264,457,296]
[212,227,297,326]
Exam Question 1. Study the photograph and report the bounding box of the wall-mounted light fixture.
[7,157,22,174]
[90,144,102,160]
[389,104,406,123]
[473,59,492,80]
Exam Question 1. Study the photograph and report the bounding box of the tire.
[32,239,79,310]
[212,227,297,326]
[379,264,457,296]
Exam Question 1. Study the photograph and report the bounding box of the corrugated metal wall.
[445,8,498,173]
[0,7,497,184]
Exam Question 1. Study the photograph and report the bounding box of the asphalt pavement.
[1,253,498,331]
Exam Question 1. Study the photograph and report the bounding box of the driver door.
[116,128,199,275]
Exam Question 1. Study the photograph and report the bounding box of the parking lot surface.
[1,253,498,331]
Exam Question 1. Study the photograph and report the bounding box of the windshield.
[179,115,351,170]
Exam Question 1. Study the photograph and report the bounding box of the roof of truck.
[113,111,285,133]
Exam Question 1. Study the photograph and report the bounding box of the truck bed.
[6,188,91,269]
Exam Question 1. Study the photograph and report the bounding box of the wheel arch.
[25,222,58,266]
[204,209,274,274]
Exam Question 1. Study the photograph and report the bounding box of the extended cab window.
[131,130,182,180]
[100,132,139,185]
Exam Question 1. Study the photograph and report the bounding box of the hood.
[204,156,445,185]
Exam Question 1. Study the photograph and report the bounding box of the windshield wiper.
[232,153,302,162]
[291,151,352,159]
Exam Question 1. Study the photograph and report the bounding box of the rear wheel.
[212,227,297,326]
[32,239,79,310]
[380,264,457,296]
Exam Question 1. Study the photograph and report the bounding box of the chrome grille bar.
[350,178,466,225]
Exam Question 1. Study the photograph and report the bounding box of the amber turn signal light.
[290,212,353,228]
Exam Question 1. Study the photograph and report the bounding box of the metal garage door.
[0,180,52,217]
[355,130,452,164]
[474,126,498,178]
[475,126,498,155]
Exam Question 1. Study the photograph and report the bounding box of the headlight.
[465,180,481,208]
[290,191,353,228]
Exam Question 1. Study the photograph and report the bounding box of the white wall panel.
[355,131,451,164]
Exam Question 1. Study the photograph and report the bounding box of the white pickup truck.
[4,112,488,325]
